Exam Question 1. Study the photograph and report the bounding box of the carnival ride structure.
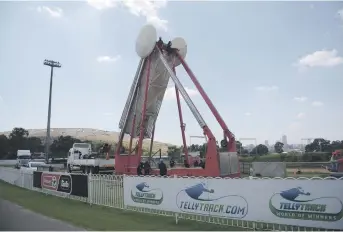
[114,25,240,177]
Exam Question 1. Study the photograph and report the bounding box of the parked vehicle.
[15,150,31,169]
[67,143,115,174]
[20,161,46,172]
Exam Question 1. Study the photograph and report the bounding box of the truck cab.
[16,150,31,169]
[67,143,92,170]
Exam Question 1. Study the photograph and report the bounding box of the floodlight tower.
[43,59,61,163]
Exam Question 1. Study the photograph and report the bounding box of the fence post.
[88,173,92,205]
[122,174,127,210]
[21,172,24,187]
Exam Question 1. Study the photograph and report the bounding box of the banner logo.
[41,173,60,191]
[176,182,248,219]
[41,173,72,194]
[131,182,163,205]
[269,187,343,221]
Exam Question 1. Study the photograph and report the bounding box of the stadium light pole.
[43,59,61,163]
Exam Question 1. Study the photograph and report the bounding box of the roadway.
[0,166,84,231]
[0,199,85,231]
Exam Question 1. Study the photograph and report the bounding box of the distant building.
[281,135,288,145]
[281,135,288,151]
[264,140,269,147]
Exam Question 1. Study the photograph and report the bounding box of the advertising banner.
[41,172,72,194]
[123,176,343,230]
[33,171,88,197]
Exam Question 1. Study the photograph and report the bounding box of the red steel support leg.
[203,126,220,176]
[128,116,136,155]
[137,54,152,162]
[173,66,189,165]
[176,53,236,152]
[127,115,136,171]
[149,124,156,158]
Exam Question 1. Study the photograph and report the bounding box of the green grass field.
[239,153,283,162]
[0,181,246,231]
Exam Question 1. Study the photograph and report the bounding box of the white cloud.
[97,55,121,63]
[312,101,323,107]
[293,96,308,102]
[297,50,343,68]
[87,0,168,31]
[254,86,279,92]
[297,112,306,119]
[244,112,252,117]
[36,6,63,18]
[87,0,118,10]
[164,86,199,100]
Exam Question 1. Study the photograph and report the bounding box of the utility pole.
[43,59,61,163]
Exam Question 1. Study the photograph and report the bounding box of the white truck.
[15,150,31,169]
[67,143,115,174]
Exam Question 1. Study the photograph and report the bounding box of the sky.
[0,1,343,146]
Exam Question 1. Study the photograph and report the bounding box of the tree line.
[1,127,342,160]
[168,139,343,158]
[273,139,343,154]
[167,141,270,158]
[0,127,88,159]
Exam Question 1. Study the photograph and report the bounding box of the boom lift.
[114,25,240,177]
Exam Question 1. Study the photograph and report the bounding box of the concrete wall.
[252,162,286,178]
[0,160,16,165]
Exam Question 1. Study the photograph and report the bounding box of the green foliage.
[239,152,332,163]
[0,127,43,159]
[50,136,82,154]
[301,152,331,162]
[274,142,284,154]
[250,144,269,156]
[0,127,108,159]
[305,138,343,153]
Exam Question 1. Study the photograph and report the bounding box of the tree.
[255,144,269,155]
[274,142,284,154]
[0,135,9,159]
[9,127,29,139]
[305,138,332,152]
[27,137,43,153]
[8,127,29,152]
[167,145,181,159]
[331,140,343,151]
[50,136,82,154]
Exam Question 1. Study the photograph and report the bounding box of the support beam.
[137,54,152,162]
[176,52,236,152]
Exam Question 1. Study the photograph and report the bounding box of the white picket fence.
[0,168,340,231]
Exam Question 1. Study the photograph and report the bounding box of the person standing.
[137,162,144,175]
[144,160,151,175]
[158,159,167,176]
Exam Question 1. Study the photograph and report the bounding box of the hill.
[0,128,172,153]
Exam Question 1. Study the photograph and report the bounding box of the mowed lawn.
[0,181,246,231]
